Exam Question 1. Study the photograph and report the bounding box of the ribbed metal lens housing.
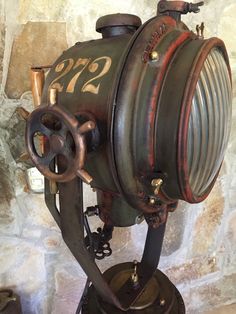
[187,48,232,196]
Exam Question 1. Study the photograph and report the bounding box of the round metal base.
[82,263,185,314]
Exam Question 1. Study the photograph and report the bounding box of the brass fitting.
[151,178,163,195]
[131,260,139,285]
[149,51,159,62]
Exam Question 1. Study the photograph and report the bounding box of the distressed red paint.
[148,31,192,170]
[177,38,230,203]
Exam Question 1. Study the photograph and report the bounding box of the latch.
[157,0,204,21]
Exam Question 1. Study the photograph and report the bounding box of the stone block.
[226,211,236,245]
[0,98,34,169]
[204,303,236,314]
[5,22,68,99]
[18,0,67,23]
[229,189,236,209]
[8,109,28,161]
[18,193,58,229]
[162,201,188,256]
[0,98,21,129]
[165,256,219,286]
[50,264,87,314]
[0,237,46,309]
[0,198,22,236]
[182,273,236,313]
[51,298,78,314]
[55,270,85,301]
[0,134,17,233]
[191,179,225,257]
[222,210,236,275]
[232,64,236,98]
[219,4,236,60]
[0,23,5,85]
[223,252,236,277]
[43,233,62,251]
[0,152,14,206]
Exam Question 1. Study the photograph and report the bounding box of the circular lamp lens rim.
[177,39,232,203]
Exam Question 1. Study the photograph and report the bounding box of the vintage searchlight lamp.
[24,0,232,313]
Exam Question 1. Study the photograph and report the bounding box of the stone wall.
[0,0,236,313]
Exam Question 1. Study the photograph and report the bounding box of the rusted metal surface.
[57,177,170,311]
[57,178,124,310]
[44,178,61,227]
[25,3,231,218]
[40,33,133,194]
[158,0,204,20]
[55,178,168,311]
[26,102,95,183]
[154,37,231,203]
[82,263,185,313]
[96,14,142,38]
[31,68,45,107]
[97,190,142,227]
[24,1,232,312]
[177,39,231,203]
[31,67,46,157]
[113,15,192,212]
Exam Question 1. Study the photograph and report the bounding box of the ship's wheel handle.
[25,89,95,183]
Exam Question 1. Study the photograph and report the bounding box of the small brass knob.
[151,178,163,195]
[149,197,156,205]
[149,51,159,62]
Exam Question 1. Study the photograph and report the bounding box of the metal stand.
[45,178,185,313]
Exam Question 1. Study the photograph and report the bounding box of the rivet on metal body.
[149,51,159,62]
[160,299,166,306]
[135,215,144,224]
[131,260,139,286]
[149,197,156,205]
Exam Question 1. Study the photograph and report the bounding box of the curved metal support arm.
[57,178,124,310]
[141,222,166,275]
[45,178,167,311]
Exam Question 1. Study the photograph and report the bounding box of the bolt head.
[151,178,163,187]
[136,215,144,224]
[149,197,156,205]
[149,51,159,61]
[160,299,166,306]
